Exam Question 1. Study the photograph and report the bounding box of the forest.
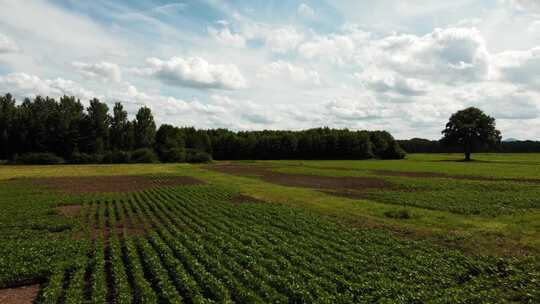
[0,93,406,164]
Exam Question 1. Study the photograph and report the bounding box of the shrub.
[186,150,212,163]
[70,152,99,164]
[131,148,158,163]
[159,148,186,163]
[102,151,131,164]
[15,152,64,165]
[381,142,406,160]
[384,209,412,219]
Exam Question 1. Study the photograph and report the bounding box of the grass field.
[0,154,539,303]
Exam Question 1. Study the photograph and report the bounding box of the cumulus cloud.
[257,61,321,86]
[452,82,540,120]
[324,97,393,121]
[298,33,358,65]
[0,73,95,100]
[208,26,246,48]
[494,47,540,89]
[0,33,19,53]
[73,61,122,82]
[377,27,491,83]
[138,56,247,90]
[264,27,304,53]
[359,72,429,97]
[527,20,540,32]
[297,3,316,19]
[502,0,540,12]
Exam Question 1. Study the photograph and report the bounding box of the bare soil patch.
[56,205,81,217]
[231,194,266,204]
[0,284,40,304]
[209,164,392,192]
[30,175,204,193]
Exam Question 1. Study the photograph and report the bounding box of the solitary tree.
[441,107,501,161]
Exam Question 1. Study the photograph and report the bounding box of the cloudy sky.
[1,0,539,139]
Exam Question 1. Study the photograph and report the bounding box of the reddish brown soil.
[56,205,81,217]
[0,284,40,304]
[30,175,205,193]
[209,164,392,192]
[230,194,267,204]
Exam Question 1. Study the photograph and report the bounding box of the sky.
[0,0,539,140]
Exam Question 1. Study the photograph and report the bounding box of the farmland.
[1,154,539,303]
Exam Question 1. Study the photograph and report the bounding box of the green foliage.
[70,152,101,164]
[102,150,132,164]
[131,148,158,163]
[0,173,539,303]
[134,106,156,149]
[442,107,502,160]
[186,150,212,163]
[15,152,65,164]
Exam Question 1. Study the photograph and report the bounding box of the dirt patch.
[29,175,205,193]
[230,194,266,204]
[0,284,40,304]
[56,205,81,217]
[209,164,392,192]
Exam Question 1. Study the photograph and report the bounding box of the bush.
[384,209,412,219]
[15,152,64,165]
[70,152,100,164]
[381,142,406,160]
[131,148,158,163]
[159,148,186,163]
[186,149,212,163]
[102,151,131,164]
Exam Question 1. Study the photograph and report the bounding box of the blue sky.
[1,0,540,139]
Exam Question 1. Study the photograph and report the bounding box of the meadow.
[0,153,539,303]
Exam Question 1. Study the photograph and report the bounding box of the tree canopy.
[0,93,406,163]
[441,107,501,161]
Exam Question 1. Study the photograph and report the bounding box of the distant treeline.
[0,93,405,164]
[398,138,540,154]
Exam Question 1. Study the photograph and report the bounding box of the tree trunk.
[464,151,471,161]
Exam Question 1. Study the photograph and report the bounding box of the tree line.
[399,138,540,154]
[0,93,406,164]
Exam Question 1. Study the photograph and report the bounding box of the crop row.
[32,185,539,303]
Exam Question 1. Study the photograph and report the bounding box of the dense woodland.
[0,93,406,163]
[398,138,540,154]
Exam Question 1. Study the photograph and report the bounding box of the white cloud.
[0,33,18,53]
[0,73,95,100]
[298,33,357,65]
[139,56,247,90]
[297,3,316,19]
[257,61,321,86]
[264,27,304,53]
[494,47,540,89]
[527,20,540,32]
[358,71,429,97]
[502,0,540,12]
[73,61,122,82]
[377,27,491,83]
[324,96,394,121]
[208,26,246,48]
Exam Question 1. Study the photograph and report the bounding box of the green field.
[1,154,539,303]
